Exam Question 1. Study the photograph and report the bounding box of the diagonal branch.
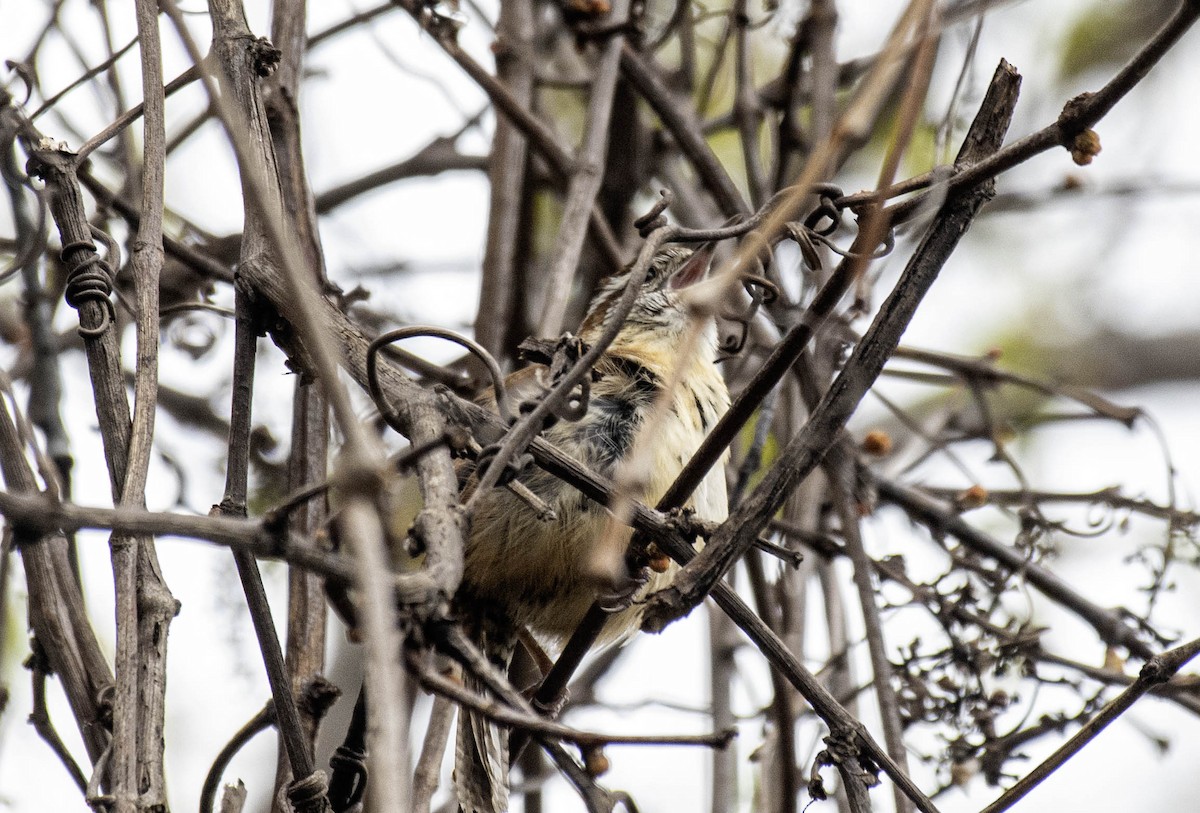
[641,59,1022,634]
[538,0,633,336]
[978,635,1200,813]
[389,0,623,270]
[619,44,750,219]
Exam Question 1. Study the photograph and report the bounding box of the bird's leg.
[597,506,709,613]
[517,628,555,678]
[516,630,571,717]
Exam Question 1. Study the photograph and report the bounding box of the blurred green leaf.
[903,119,939,177]
[1059,0,1174,80]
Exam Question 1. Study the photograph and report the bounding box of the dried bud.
[956,484,989,510]
[985,346,1003,361]
[568,0,610,14]
[1069,128,1102,166]
[861,429,893,456]
[646,544,671,573]
[251,37,282,78]
[583,746,610,777]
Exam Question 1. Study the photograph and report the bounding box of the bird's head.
[579,244,714,342]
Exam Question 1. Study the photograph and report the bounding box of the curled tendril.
[89,223,122,269]
[560,390,589,421]
[1053,501,1117,539]
[634,189,674,238]
[547,336,592,421]
[814,225,896,260]
[513,335,594,428]
[523,334,593,424]
[327,744,367,811]
[548,377,590,422]
[785,217,895,273]
[367,325,512,425]
[803,185,846,236]
[718,323,748,357]
[61,238,116,339]
[3,60,36,105]
[717,267,781,356]
[741,272,779,304]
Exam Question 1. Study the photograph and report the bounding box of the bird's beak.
[668,243,715,290]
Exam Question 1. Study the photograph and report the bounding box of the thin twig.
[537,0,632,335]
[127,0,178,799]
[978,635,1200,813]
[75,63,200,161]
[828,446,911,813]
[216,282,322,800]
[200,704,277,813]
[860,0,1200,223]
[917,484,1199,527]
[314,123,487,214]
[412,695,455,813]
[30,34,140,120]
[27,644,88,794]
[412,656,736,749]
[0,490,356,581]
[475,0,533,360]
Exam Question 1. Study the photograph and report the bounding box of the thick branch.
[538,0,632,335]
[475,0,532,360]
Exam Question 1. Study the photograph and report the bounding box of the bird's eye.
[648,260,670,283]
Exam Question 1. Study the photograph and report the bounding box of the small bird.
[454,244,731,813]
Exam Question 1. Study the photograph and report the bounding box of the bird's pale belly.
[462,370,728,649]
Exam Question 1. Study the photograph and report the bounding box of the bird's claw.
[529,687,570,718]
[596,566,651,612]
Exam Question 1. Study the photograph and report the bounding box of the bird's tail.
[454,617,516,813]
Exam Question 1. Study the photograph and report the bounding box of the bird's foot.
[528,686,570,718]
[596,566,651,612]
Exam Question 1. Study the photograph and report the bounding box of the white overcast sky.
[3,1,1200,811]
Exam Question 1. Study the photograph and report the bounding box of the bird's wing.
[454,615,517,813]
